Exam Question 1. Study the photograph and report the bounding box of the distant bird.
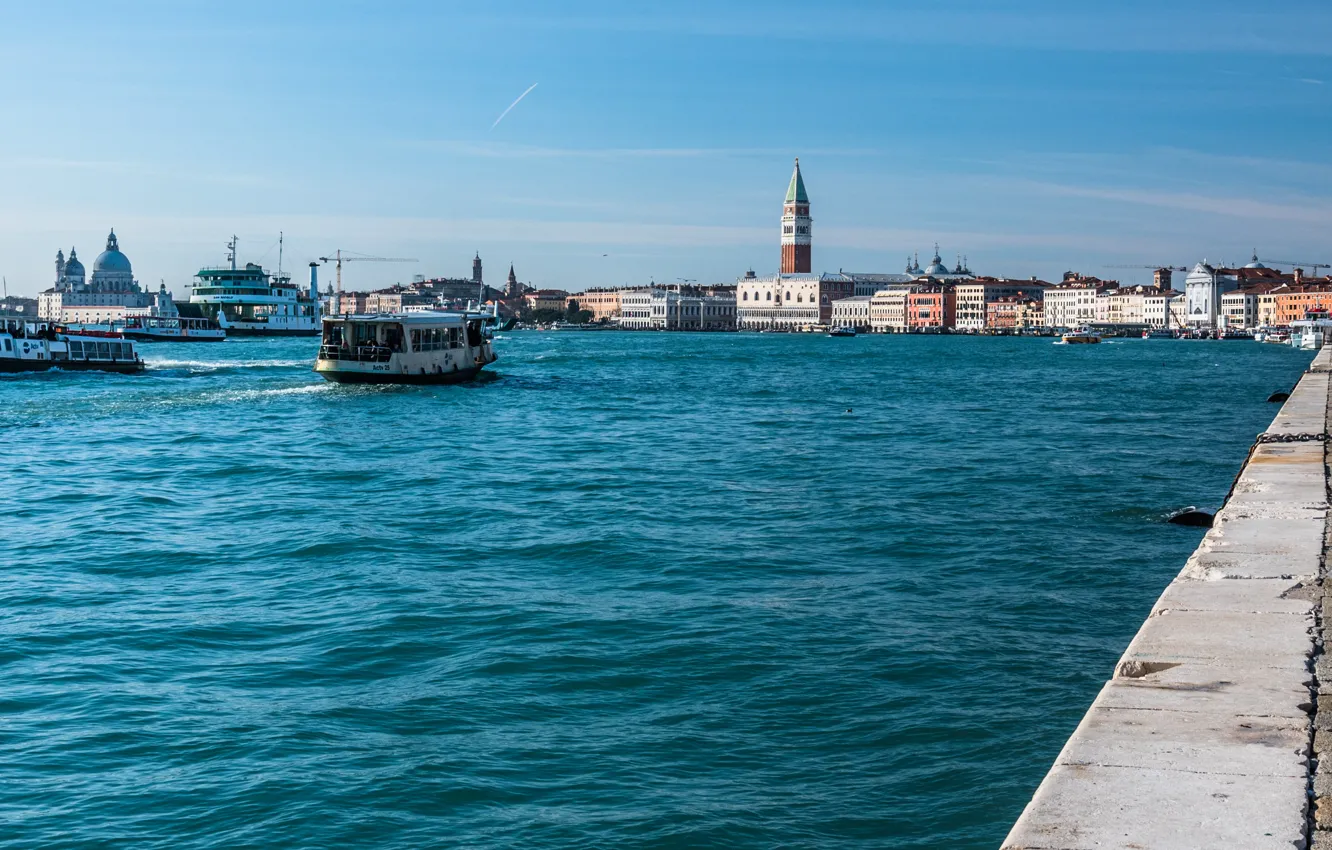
[492,83,539,129]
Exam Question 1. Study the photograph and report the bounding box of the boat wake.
[145,358,308,371]
[207,383,334,402]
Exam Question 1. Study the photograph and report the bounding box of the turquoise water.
[0,332,1313,848]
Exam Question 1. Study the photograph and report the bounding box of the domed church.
[40,229,158,323]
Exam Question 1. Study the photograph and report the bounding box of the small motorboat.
[1142,328,1173,339]
[828,326,857,337]
[1060,326,1101,345]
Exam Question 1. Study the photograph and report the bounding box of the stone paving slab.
[1002,764,1307,850]
[1117,608,1314,671]
[1055,705,1307,777]
[1094,672,1313,722]
[1151,576,1312,616]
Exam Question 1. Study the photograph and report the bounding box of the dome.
[923,245,949,276]
[1244,252,1267,269]
[64,248,85,278]
[93,229,131,274]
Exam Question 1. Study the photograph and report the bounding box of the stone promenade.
[1004,345,1332,850]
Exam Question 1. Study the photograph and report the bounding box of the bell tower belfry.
[780,158,812,274]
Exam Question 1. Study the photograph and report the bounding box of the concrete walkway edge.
[1002,346,1332,850]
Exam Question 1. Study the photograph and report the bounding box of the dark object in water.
[1267,391,1290,403]
[1167,507,1214,528]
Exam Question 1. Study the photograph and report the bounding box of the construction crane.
[318,250,418,293]
[1103,265,1188,271]
[1265,259,1332,275]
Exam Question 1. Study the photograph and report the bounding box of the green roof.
[785,158,808,204]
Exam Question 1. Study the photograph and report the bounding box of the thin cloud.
[404,140,882,159]
[491,83,538,130]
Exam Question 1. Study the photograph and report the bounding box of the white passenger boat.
[118,315,226,342]
[0,319,144,375]
[188,236,320,337]
[314,311,497,384]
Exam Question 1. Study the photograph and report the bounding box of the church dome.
[64,249,85,278]
[1244,252,1267,269]
[93,229,132,274]
[922,245,949,276]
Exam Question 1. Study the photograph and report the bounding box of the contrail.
[492,83,539,129]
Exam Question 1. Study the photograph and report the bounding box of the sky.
[3,0,1332,297]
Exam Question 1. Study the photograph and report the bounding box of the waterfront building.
[986,292,1045,331]
[1095,284,1174,326]
[907,285,956,332]
[1012,298,1045,331]
[39,230,156,323]
[1142,290,1186,329]
[1042,274,1114,329]
[830,295,872,331]
[735,273,854,330]
[1219,282,1284,330]
[334,292,369,315]
[1182,257,1284,329]
[524,289,571,314]
[780,159,812,274]
[618,286,737,330]
[619,288,657,329]
[1184,261,1236,329]
[1272,282,1332,325]
[869,289,909,333]
[364,287,435,313]
[954,278,1046,331]
[570,289,622,323]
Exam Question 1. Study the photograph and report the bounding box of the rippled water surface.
[0,332,1313,848]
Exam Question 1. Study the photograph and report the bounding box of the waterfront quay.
[1003,345,1332,849]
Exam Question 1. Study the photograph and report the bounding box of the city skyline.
[3,1,1332,296]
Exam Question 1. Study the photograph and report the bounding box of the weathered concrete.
[1002,346,1330,850]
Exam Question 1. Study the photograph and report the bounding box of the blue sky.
[3,0,1332,296]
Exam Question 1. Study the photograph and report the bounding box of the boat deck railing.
[318,344,394,363]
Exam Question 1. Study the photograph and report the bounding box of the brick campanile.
[780,158,812,274]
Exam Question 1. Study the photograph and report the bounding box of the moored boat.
[0,318,144,374]
[314,311,497,384]
[828,326,857,337]
[119,314,226,342]
[1142,328,1173,339]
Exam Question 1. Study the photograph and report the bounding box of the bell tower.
[780,158,812,274]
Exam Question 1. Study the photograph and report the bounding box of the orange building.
[907,285,956,331]
[1272,284,1332,325]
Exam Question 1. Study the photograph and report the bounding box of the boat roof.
[326,311,487,324]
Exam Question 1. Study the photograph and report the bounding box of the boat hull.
[0,358,143,375]
[315,365,486,385]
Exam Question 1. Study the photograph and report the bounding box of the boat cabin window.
[2,339,9,352]
[466,320,482,347]
[323,324,346,346]
[383,324,405,353]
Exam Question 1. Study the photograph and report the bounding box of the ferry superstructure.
[188,237,320,337]
[0,318,144,374]
[314,311,496,384]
